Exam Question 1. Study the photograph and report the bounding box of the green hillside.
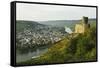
[39,18,96,31]
[16,20,45,32]
[17,23,97,65]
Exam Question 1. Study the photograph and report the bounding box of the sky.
[16,3,96,21]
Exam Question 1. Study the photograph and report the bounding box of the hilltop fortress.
[74,16,90,34]
[65,16,90,39]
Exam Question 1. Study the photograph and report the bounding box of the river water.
[16,48,48,63]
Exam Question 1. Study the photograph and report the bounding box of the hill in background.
[39,18,96,26]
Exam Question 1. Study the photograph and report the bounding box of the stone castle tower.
[75,16,90,33]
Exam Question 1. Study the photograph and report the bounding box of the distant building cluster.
[16,26,66,47]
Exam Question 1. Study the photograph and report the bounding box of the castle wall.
[75,24,85,33]
[74,16,89,34]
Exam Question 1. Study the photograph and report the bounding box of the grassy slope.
[17,37,70,65]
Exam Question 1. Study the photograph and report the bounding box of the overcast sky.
[16,3,96,21]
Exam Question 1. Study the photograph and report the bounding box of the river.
[16,48,48,63]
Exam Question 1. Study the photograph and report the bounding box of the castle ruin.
[75,16,90,34]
